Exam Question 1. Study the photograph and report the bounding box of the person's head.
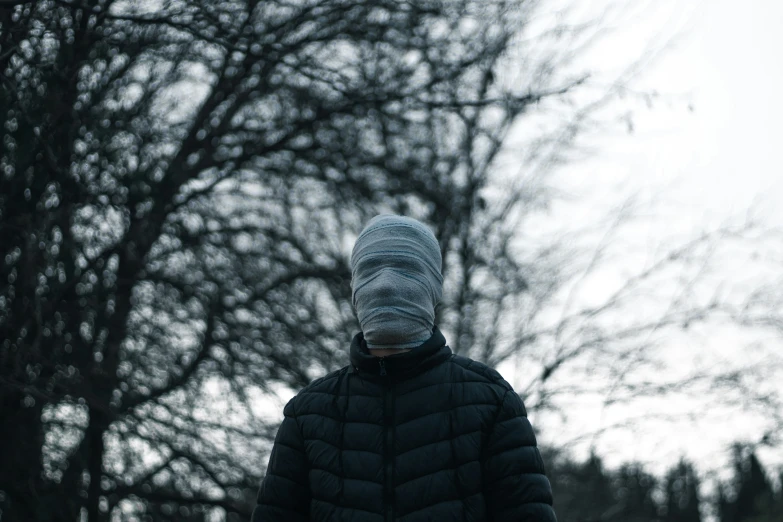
[350,215,443,350]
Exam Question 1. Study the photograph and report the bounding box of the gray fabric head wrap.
[350,214,443,350]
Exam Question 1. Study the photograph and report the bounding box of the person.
[251,214,556,521]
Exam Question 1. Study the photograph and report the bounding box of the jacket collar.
[349,326,452,380]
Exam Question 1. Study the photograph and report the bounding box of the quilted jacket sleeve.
[482,388,556,521]
[251,397,309,522]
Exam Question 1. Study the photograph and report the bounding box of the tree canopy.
[0,0,591,519]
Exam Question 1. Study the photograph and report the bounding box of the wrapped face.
[350,215,443,350]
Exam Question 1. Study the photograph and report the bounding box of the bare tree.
[0,0,598,520]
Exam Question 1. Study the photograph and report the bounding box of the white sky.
[576,0,783,223]
[498,0,783,492]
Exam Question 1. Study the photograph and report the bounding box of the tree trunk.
[86,406,107,522]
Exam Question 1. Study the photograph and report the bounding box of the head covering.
[350,215,443,350]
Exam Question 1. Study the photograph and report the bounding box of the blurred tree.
[544,449,779,522]
[663,459,702,522]
[556,457,702,522]
[719,483,733,522]
[746,469,783,522]
[717,446,779,522]
[610,463,661,522]
[545,451,617,521]
[545,450,665,522]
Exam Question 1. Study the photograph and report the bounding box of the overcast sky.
[499,0,783,486]
[574,0,782,224]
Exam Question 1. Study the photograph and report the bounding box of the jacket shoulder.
[448,354,514,392]
[285,366,350,412]
[304,366,349,392]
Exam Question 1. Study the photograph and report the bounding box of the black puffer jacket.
[252,328,556,522]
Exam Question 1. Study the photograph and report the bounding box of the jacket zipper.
[381,358,394,522]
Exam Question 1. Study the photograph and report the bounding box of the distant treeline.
[544,444,783,522]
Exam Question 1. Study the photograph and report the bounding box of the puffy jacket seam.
[496,409,528,422]
[303,439,381,455]
[397,428,481,456]
[396,402,498,428]
[287,395,311,509]
[301,379,500,398]
[266,473,309,489]
[298,402,495,429]
[310,497,382,515]
[452,379,468,522]
[299,400,500,425]
[297,412,380,425]
[272,440,308,453]
[397,459,481,487]
[309,466,381,484]
[396,380,505,397]
[485,442,538,460]
[302,390,380,398]
[289,393,303,435]
[480,388,511,503]
[258,497,308,512]
[398,494,482,518]
[490,414,530,433]
[484,470,549,488]
[491,389,512,425]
